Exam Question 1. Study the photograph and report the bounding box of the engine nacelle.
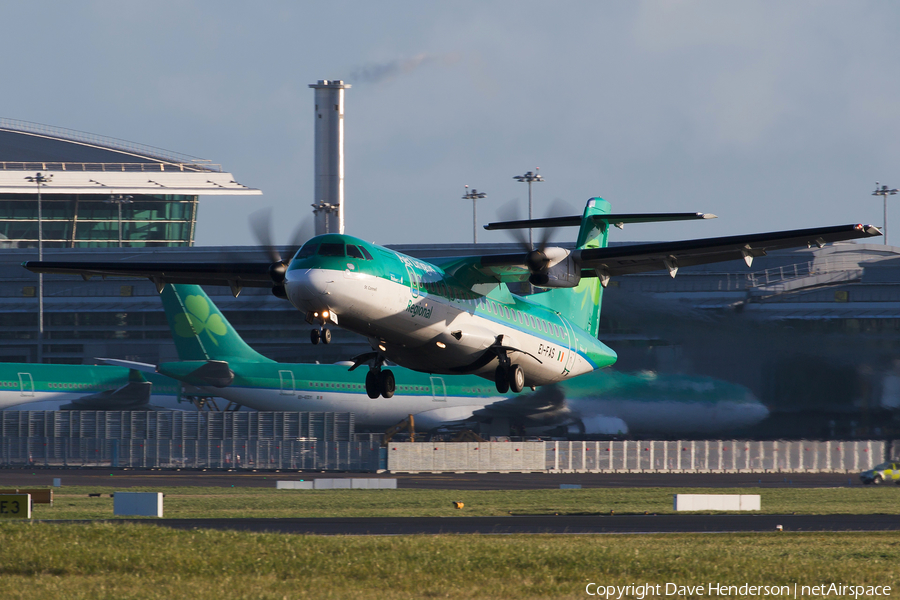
[530,248,581,288]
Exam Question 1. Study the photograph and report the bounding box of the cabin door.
[18,372,33,397]
[278,370,295,396]
[430,377,446,402]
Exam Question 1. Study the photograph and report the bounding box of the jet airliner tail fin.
[159,284,275,364]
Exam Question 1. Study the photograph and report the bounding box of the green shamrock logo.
[174,295,227,346]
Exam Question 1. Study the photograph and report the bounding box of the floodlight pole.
[513,168,544,248]
[25,172,52,363]
[106,194,134,247]
[873,182,899,245]
[462,186,487,243]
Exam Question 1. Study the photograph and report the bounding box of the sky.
[3,1,900,248]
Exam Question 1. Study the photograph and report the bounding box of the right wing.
[22,260,273,294]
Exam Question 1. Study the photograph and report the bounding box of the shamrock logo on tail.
[174,295,228,346]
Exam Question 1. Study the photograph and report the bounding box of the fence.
[1,437,381,471]
[0,411,355,442]
[544,440,885,473]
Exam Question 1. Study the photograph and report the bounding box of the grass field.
[1,525,898,599]
[2,486,899,599]
[16,485,900,520]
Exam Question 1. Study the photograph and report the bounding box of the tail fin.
[531,198,610,337]
[159,284,274,363]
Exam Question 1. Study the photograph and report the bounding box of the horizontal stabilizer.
[484,212,715,231]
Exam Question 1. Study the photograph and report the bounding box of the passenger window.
[317,243,345,257]
[346,245,364,259]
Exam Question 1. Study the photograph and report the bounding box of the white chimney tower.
[309,79,350,235]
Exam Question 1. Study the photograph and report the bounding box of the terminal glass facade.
[0,193,197,247]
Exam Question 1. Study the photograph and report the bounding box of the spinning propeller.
[249,207,313,297]
[496,199,574,287]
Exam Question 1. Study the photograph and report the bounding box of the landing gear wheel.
[365,371,381,399]
[508,364,525,393]
[380,369,396,399]
[310,329,320,345]
[321,328,332,344]
[495,366,510,394]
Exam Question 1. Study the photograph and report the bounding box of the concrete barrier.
[278,478,397,490]
[114,492,163,517]
[674,494,760,511]
[387,442,544,473]
[276,481,313,489]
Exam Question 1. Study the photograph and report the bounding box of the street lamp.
[24,172,52,363]
[462,185,487,243]
[873,182,898,245]
[105,194,134,247]
[513,168,543,248]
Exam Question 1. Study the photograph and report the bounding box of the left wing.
[577,223,881,278]
[442,223,881,287]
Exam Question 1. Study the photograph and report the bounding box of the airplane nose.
[285,269,333,303]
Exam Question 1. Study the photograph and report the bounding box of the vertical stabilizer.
[159,284,274,363]
[531,198,609,337]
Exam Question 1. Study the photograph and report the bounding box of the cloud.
[350,53,460,85]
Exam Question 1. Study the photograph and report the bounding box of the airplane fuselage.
[284,235,616,388]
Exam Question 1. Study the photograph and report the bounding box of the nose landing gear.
[307,310,334,345]
[310,327,332,345]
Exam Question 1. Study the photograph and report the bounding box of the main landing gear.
[494,355,525,394]
[365,368,395,399]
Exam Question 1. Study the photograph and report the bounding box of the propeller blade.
[249,207,281,263]
[497,200,530,251]
[285,217,314,260]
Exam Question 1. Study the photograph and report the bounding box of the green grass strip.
[0,524,899,599]
[24,485,900,520]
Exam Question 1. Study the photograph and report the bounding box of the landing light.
[436,342,446,349]
[322,310,330,319]
[378,344,387,352]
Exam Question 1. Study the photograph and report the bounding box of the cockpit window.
[318,243,345,257]
[360,247,373,260]
[346,245,365,259]
[295,243,318,259]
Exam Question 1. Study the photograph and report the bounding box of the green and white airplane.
[0,363,184,411]
[105,283,768,435]
[26,197,881,400]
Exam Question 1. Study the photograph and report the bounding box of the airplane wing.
[576,223,882,277]
[21,260,273,293]
[450,223,881,285]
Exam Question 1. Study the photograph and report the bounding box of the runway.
[0,468,864,489]
[50,514,900,535]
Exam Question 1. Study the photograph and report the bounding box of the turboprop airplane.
[103,283,768,435]
[24,197,882,400]
[0,363,184,411]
